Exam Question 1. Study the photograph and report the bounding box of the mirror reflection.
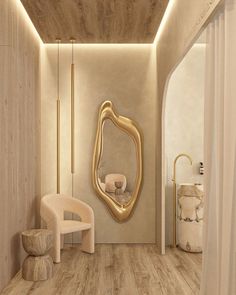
[97,119,137,206]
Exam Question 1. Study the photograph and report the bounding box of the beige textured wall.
[0,0,41,291]
[165,44,205,245]
[155,0,222,253]
[41,44,157,243]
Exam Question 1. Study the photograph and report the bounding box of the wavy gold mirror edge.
[92,100,143,222]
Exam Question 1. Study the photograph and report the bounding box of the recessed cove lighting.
[17,0,43,44]
[153,0,176,45]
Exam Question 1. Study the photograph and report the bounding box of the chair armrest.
[63,197,94,225]
[40,201,60,230]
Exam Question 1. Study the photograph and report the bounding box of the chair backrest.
[41,194,74,220]
[105,174,127,193]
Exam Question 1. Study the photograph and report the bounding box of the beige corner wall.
[0,0,41,291]
[155,0,222,253]
[41,44,157,243]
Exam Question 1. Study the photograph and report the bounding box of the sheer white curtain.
[201,0,236,294]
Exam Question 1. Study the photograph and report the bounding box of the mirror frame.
[92,100,143,222]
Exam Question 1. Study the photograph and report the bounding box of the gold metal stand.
[172,153,193,247]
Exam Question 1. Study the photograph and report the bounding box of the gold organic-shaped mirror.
[92,101,143,222]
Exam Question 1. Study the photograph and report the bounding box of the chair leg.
[49,230,61,263]
[60,234,64,249]
[81,228,94,254]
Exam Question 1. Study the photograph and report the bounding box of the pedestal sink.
[177,183,204,253]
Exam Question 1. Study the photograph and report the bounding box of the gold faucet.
[172,153,193,248]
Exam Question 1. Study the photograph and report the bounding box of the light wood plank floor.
[1,244,202,295]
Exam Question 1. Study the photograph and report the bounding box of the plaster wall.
[41,45,157,243]
[165,44,205,245]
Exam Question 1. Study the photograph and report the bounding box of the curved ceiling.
[21,0,169,43]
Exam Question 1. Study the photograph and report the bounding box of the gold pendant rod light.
[56,38,61,194]
[70,38,75,175]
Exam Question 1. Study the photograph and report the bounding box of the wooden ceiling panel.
[21,0,169,43]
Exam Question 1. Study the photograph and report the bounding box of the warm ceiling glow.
[45,44,153,48]
[18,0,174,47]
[153,0,176,45]
[17,0,43,44]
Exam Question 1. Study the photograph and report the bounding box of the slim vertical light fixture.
[70,38,75,176]
[56,38,61,194]
[70,38,76,203]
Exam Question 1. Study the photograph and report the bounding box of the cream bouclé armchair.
[40,194,94,263]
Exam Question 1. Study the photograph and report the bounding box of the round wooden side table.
[21,229,54,281]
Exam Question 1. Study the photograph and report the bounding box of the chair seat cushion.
[60,220,91,234]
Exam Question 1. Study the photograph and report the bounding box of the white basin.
[178,182,203,191]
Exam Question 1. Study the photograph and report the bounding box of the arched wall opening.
[164,40,206,246]
[155,0,223,254]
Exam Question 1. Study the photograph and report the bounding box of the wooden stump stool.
[115,181,123,195]
[22,229,54,281]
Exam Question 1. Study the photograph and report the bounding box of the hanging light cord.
[57,40,60,98]
[71,39,75,244]
[72,39,74,64]
[71,39,75,176]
